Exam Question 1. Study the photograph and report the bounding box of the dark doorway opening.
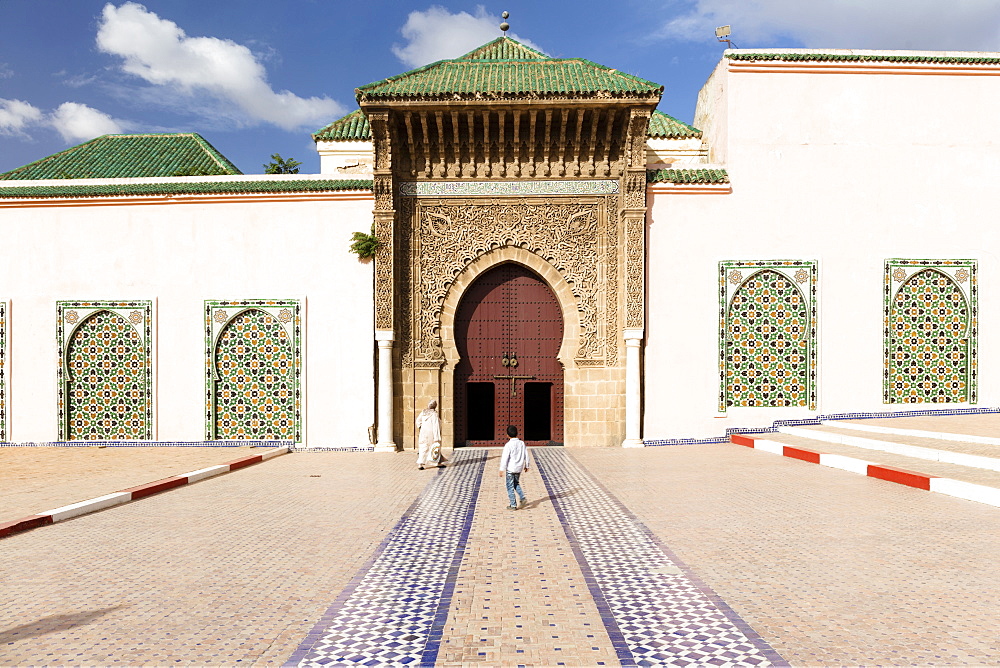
[523,382,552,441]
[466,382,495,441]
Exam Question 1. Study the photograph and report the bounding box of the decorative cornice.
[727,52,1000,64]
[727,51,1000,75]
[0,179,374,207]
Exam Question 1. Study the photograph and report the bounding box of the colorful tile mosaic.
[0,441,289,448]
[884,260,977,404]
[57,301,153,440]
[534,449,785,666]
[284,450,486,666]
[399,179,619,197]
[205,300,302,443]
[719,261,817,412]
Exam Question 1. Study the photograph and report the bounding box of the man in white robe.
[416,400,444,469]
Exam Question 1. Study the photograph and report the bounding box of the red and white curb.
[0,446,288,540]
[730,435,1000,508]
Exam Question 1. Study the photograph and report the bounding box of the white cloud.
[392,5,545,67]
[49,102,124,143]
[0,99,43,136]
[657,0,1000,51]
[95,2,343,130]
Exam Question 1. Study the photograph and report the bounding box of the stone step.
[821,417,1000,446]
[730,431,1000,508]
[777,423,1000,472]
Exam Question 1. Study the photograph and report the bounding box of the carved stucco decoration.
[620,108,651,331]
[398,196,618,369]
[370,110,396,331]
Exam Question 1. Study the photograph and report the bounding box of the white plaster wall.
[316,140,374,177]
[645,57,1000,441]
[0,192,375,446]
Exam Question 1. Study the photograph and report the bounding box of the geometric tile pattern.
[205,300,302,442]
[399,179,619,196]
[720,261,817,411]
[57,300,152,440]
[283,450,487,667]
[884,259,977,404]
[534,448,785,667]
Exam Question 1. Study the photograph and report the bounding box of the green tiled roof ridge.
[356,38,663,100]
[0,133,242,180]
[646,168,729,184]
[648,110,702,138]
[313,109,371,141]
[0,178,373,199]
[727,52,1000,65]
[457,37,548,61]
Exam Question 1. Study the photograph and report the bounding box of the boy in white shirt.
[498,425,530,510]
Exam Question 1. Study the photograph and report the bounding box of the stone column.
[622,328,644,448]
[375,330,397,452]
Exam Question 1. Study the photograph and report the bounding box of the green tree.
[263,153,301,174]
[349,224,380,260]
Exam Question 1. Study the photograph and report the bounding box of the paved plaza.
[1,440,998,667]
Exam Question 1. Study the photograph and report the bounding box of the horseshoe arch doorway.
[454,263,564,447]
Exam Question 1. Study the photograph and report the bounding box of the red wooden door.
[455,263,564,447]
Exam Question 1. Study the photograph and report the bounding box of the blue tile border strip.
[644,406,1000,446]
[535,451,635,665]
[0,440,293,448]
[283,449,486,667]
[535,449,787,667]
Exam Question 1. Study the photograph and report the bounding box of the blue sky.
[4,0,1000,175]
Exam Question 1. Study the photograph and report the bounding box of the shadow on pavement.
[0,605,128,645]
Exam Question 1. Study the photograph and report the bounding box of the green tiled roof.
[457,38,547,60]
[0,179,372,199]
[0,133,242,180]
[646,168,729,184]
[356,37,663,101]
[313,109,371,142]
[647,110,701,139]
[315,108,697,142]
[727,52,1000,65]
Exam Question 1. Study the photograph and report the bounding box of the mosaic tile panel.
[884,260,977,404]
[534,449,785,666]
[720,261,817,412]
[205,300,302,442]
[399,179,619,196]
[284,450,486,666]
[57,301,152,441]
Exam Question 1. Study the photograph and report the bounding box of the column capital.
[623,328,645,342]
[375,329,395,343]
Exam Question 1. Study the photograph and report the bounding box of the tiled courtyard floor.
[0,446,265,524]
[1,443,998,666]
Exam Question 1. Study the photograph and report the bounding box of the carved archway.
[440,246,582,373]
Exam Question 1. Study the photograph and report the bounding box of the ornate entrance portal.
[360,36,656,449]
[455,263,564,447]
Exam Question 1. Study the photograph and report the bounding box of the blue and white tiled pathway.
[534,448,787,667]
[284,449,487,667]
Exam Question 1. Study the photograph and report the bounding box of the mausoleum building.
[1,40,998,450]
